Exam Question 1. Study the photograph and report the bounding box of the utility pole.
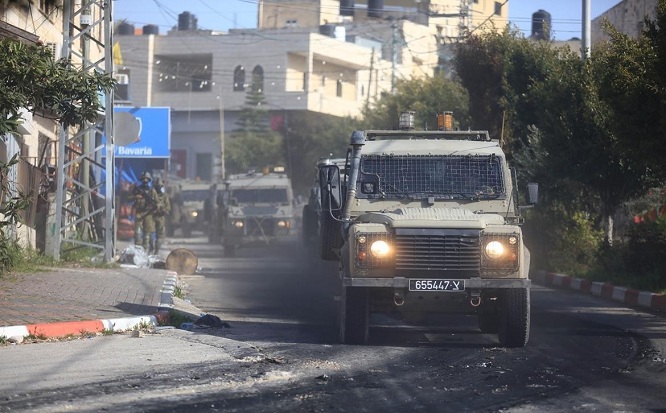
[459,0,472,40]
[53,0,115,261]
[391,18,397,93]
[582,0,591,60]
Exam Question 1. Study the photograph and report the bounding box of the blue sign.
[106,107,170,158]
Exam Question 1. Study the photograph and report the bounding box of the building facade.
[116,23,395,181]
[592,0,658,43]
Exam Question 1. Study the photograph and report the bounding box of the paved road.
[1,234,665,413]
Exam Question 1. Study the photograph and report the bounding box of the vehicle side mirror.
[527,182,539,205]
[319,165,342,215]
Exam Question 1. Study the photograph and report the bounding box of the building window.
[494,2,503,16]
[252,66,264,92]
[234,65,246,91]
[39,0,53,15]
[336,79,343,97]
[302,72,308,91]
[155,54,213,93]
[114,69,130,101]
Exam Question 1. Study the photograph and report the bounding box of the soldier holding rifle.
[152,177,170,255]
[131,171,158,252]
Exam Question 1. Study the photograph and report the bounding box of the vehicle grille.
[245,218,275,236]
[394,229,481,275]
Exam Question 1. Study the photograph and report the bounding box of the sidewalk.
[0,265,184,340]
[532,270,666,313]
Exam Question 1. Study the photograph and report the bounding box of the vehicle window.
[232,188,288,203]
[181,189,210,202]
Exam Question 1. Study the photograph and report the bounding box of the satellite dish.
[114,111,142,146]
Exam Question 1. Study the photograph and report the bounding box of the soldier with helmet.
[152,177,171,255]
[131,171,158,252]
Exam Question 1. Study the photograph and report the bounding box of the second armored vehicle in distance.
[218,167,295,256]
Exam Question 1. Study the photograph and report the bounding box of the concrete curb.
[533,270,666,313]
[0,270,181,341]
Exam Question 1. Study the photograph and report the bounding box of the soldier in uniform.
[152,177,171,255]
[131,171,158,252]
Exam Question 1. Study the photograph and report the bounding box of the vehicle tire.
[182,223,192,238]
[497,288,530,347]
[340,287,370,345]
[301,204,317,247]
[223,242,236,257]
[478,311,499,334]
[319,212,342,261]
[478,295,499,334]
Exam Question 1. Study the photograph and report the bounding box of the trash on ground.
[118,245,166,268]
[194,314,231,328]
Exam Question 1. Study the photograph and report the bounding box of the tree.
[0,38,114,135]
[280,112,354,196]
[226,78,284,173]
[362,73,470,130]
[0,38,114,271]
[592,8,666,180]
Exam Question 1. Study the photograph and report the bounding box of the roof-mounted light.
[398,111,415,130]
[437,111,453,131]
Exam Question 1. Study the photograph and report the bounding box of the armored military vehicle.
[169,180,214,237]
[301,157,346,255]
[318,111,538,347]
[218,167,295,256]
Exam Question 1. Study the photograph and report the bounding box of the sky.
[113,0,622,40]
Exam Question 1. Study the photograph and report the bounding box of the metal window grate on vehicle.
[359,155,505,199]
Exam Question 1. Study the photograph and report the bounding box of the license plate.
[408,279,465,292]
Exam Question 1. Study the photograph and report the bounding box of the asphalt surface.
[0,243,664,343]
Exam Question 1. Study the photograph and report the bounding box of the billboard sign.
[107,107,170,158]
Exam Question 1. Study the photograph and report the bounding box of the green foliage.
[2,246,56,274]
[523,203,604,275]
[281,112,355,196]
[0,38,115,136]
[0,154,32,274]
[164,310,192,327]
[59,244,118,268]
[454,16,661,251]
[362,73,470,130]
[0,37,115,274]
[226,80,285,173]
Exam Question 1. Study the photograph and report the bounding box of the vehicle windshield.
[232,188,289,204]
[358,154,505,200]
[181,189,210,202]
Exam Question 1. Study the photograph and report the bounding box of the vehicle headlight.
[481,233,520,273]
[233,220,244,228]
[276,220,289,228]
[191,211,199,217]
[485,241,505,259]
[356,233,393,268]
[370,240,391,258]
